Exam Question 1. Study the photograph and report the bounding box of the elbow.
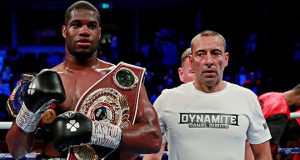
[153,132,163,153]
[6,130,15,154]
[6,128,29,159]
[6,136,25,159]
[10,152,27,160]
[146,129,162,153]
[152,138,162,153]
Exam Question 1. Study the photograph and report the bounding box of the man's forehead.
[195,36,224,49]
[197,36,223,43]
[70,9,99,19]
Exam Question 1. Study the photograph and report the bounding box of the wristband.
[16,102,42,133]
[90,121,122,149]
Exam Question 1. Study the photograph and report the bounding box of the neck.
[64,52,99,71]
[194,80,226,93]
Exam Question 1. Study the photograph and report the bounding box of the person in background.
[258,83,300,159]
[177,48,195,84]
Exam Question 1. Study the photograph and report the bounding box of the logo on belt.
[75,88,130,160]
[113,67,138,90]
[79,87,130,128]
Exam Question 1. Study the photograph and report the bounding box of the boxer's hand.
[52,111,121,151]
[23,69,65,113]
[52,111,92,151]
[10,69,65,133]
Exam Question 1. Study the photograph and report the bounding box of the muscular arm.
[250,141,272,160]
[119,85,162,154]
[143,142,166,160]
[245,141,254,160]
[6,69,65,159]
[6,121,35,159]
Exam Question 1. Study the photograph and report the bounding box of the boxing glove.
[9,69,65,133]
[52,111,122,151]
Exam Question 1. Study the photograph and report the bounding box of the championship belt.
[6,73,36,117]
[68,62,145,160]
[6,72,57,124]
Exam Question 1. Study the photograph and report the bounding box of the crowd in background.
[1,26,298,122]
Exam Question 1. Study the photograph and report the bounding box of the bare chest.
[58,69,108,111]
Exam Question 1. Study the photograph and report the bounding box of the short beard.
[67,45,98,61]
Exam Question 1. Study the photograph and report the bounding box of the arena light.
[102,3,110,9]
[99,2,112,9]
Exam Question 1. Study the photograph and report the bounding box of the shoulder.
[226,82,257,98]
[115,62,147,82]
[98,59,115,68]
[117,61,146,70]
[154,83,191,111]
[258,92,285,106]
[258,92,281,99]
[158,83,191,98]
[51,62,64,72]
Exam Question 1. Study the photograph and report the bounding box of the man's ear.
[189,55,193,65]
[224,52,229,67]
[178,68,184,82]
[98,27,102,39]
[62,25,66,39]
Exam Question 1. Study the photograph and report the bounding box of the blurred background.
[0,0,300,153]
